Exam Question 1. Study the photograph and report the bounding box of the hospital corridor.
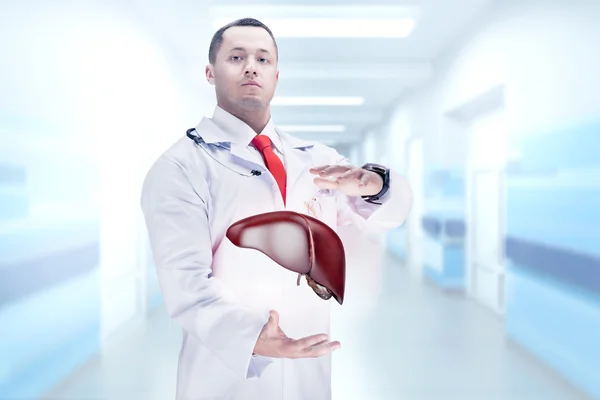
[1,0,599,399]
[42,232,592,400]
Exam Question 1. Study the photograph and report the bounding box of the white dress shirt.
[209,105,284,168]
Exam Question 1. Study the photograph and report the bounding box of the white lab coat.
[140,114,412,400]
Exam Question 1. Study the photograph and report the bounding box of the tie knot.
[251,134,272,152]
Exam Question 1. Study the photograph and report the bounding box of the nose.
[244,59,259,76]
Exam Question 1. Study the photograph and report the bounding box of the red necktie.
[252,134,286,205]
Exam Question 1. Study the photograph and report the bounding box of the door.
[406,137,424,273]
[466,108,507,314]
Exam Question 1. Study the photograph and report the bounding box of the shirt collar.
[208,105,283,153]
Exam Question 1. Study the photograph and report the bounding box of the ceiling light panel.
[210,5,419,38]
[213,18,415,38]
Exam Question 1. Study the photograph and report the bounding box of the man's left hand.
[309,165,383,197]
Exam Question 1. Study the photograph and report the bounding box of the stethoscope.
[186,128,265,177]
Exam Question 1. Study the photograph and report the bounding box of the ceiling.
[119,0,496,147]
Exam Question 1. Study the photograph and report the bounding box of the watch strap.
[360,163,390,205]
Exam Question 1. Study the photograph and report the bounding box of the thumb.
[268,310,279,327]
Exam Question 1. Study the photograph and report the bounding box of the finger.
[268,310,279,326]
[336,168,361,182]
[313,165,349,178]
[313,177,339,189]
[309,337,329,347]
[309,165,332,174]
[359,171,370,187]
[294,333,330,350]
[303,340,341,358]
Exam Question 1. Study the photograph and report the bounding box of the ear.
[276,69,279,82]
[205,64,215,85]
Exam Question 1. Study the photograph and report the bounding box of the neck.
[220,103,271,134]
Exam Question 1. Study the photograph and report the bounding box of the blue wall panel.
[424,169,465,197]
[386,226,407,260]
[0,191,29,220]
[0,188,101,397]
[424,244,465,289]
[505,171,600,296]
[505,117,600,398]
[0,163,29,220]
[421,214,466,290]
[1,111,103,398]
[505,181,600,257]
[0,270,100,398]
[421,168,466,290]
[505,265,600,400]
[508,118,600,172]
[506,236,600,297]
[0,222,100,302]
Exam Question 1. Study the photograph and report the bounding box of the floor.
[44,229,591,400]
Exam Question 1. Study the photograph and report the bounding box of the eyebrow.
[228,47,272,55]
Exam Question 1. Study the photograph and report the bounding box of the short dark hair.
[208,18,278,64]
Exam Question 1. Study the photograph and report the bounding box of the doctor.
[140,17,412,400]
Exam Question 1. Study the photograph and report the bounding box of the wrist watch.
[360,163,390,205]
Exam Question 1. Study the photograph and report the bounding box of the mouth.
[242,81,261,87]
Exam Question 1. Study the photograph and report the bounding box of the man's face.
[206,26,279,112]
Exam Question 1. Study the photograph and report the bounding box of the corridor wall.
[0,8,103,397]
[504,118,600,399]
[0,99,102,400]
[421,169,466,289]
[378,108,413,261]
[379,0,600,397]
[0,3,210,397]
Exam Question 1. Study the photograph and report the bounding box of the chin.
[239,97,267,110]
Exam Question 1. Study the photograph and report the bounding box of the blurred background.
[1,0,599,399]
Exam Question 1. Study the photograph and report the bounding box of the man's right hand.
[253,310,341,359]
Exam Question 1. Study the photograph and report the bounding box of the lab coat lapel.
[194,117,267,174]
[278,128,315,194]
[195,119,317,189]
[229,142,265,171]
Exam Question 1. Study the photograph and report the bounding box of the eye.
[230,56,242,61]
[258,58,269,63]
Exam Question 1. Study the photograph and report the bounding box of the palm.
[254,310,340,359]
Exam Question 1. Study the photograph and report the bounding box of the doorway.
[406,137,424,273]
[466,107,507,315]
